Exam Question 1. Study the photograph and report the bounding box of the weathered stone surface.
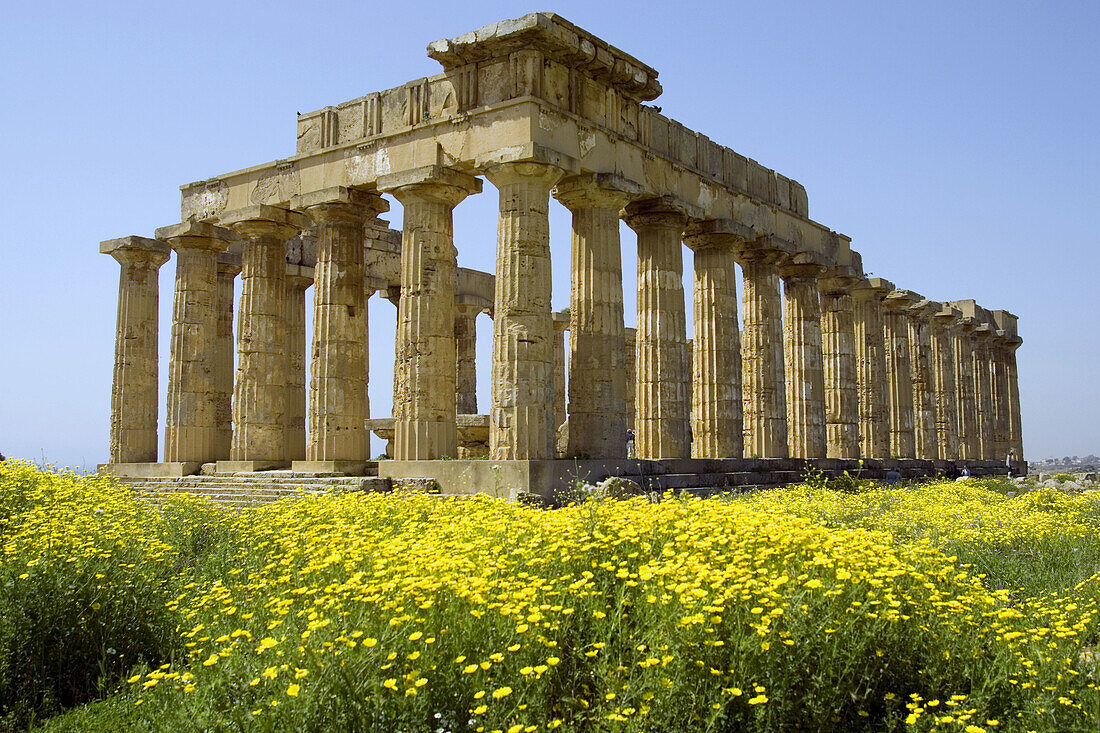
[883,290,919,459]
[953,316,980,461]
[285,265,312,462]
[907,299,939,460]
[683,222,743,459]
[819,269,859,459]
[850,277,893,458]
[214,250,240,461]
[623,197,693,460]
[780,258,826,459]
[551,312,568,444]
[486,161,563,460]
[554,173,640,459]
[102,236,170,464]
[381,166,481,460]
[455,303,481,415]
[737,241,788,458]
[931,306,960,460]
[972,324,997,460]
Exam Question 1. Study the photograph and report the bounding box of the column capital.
[883,289,921,313]
[931,305,962,332]
[100,235,171,268]
[954,315,978,334]
[778,253,827,281]
[683,218,756,252]
[552,173,643,211]
[733,234,793,265]
[220,205,312,240]
[907,298,941,323]
[622,195,699,233]
[155,220,233,252]
[216,249,242,277]
[292,186,389,223]
[818,273,861,296]
[378,165,482,207]
[552,310,570,333]
[850,277,896,302]
[286,264,315,289]
[482,160,564,190]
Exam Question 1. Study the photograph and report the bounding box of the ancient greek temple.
[101,13,1024,497]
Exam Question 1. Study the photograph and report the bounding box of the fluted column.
[223,205,311,467]
[381,166,481,460]
[736,242,788,458]
[623,327,636,437]
[973,325,996,460]
[455,302,481,415]
[102,236,171,464]
[623,197,692,460]
[552,313,568,435]
[296,188,384,467]
[214,251,241,461]
[991,331,1012,462]
[819,274,859,458]
[483,162,563,459]
[553,174,640,459]
[683,221,743,459]
[780,258,827,459]
[1005,335,1024,459]
[285,265,312,462]
[157,220,232,465]
[850,278,893,458]
[907,300,939,460]
[953,317,980,460]
[930,306,960,460]
[883,290,919,459]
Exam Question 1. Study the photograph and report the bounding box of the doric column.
[953,317,980,460]
[973,324,996,460]
[991,331,1012,462]
[285,265,313,462]
[850,278,893,458]
[1005,335,1024,459]
[819,272,860,458]
[736,241,789,458]
[381,166,481,460]
[214,250,241,461]
[483,162,563,460]
[101,236,171,464]
[907,299,939,460]
[623,197,692,460]
[553,173,640,459]
[930,305,960,460]
[552,312,568,435]
[455,302,481,415]
[222,205,311,468]
[683,220,744,459]
[882,290,919,459]
[157,220,232,465]
[296,188,384,468]
[780,257,827,459]
[623,327,636,437]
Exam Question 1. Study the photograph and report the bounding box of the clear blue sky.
[1,0,1097,469]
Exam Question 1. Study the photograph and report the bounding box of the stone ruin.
[100,13,1024,499]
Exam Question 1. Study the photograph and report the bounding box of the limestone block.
[551,312,568,437]
[214,251,240,461]
[285,265,313,461]
[101,236,171,464]
[930,306,960,460]
[973,325,997,460]
[953,317,980,460]
[455,303,481,415]
[850,278,893,458]
[780,261,826,459]
[737,249,788,458]
[907,299,939,460]
[819,277,858,459]
[882,290,919,459]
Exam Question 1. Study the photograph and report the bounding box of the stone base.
[376,457,1010,504]
[291,460,370,476]
[216,460,291,473]
[99,462,202,478]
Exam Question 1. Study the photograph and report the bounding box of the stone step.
[620,471,803,491]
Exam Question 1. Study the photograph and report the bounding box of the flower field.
[0,460,1097,732]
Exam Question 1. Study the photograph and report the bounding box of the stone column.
[683,221,744,459]
[552,312,568,436]
[284,265,313,462]
[296,188,384,471]
[455,302,481,415]
[381,166,481,460]
[953,317,980,461]
[991,331,1012,462]
[907,299,939,460]
[780,257,827,459]
[214,251,241,461]
[553,173,640,459]
[930,306,960,460]
[623,327,637,438]
[623,197,692,460]
[1005,335,1024,459]
[973,324,996,460]
[882,290,919,459]
[157,220,232,467]
[850,278,893,458]
[736,241,789,458]
[819,273,860,458]
[222,205,311,470]
[101,236,171,465]
[484,162,563,460]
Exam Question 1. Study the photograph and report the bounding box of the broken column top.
[427,12,662,102]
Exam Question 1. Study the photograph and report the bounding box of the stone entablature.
[101,13,1024,483]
